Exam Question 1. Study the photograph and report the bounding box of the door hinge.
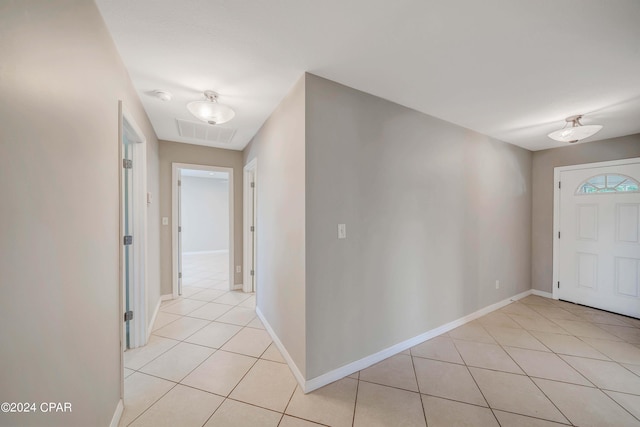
[251,182,255,188]
[123,159,133,169]
[558,181,561,189]
[558,231,561,239]
[178,179,181,186]
[178,226,182,232]
[124,311,133,322]
[178,272,182,279]
[557,281,560,289]
[250,226,255,232]
[123,235,133,245]
[250,270,254,276]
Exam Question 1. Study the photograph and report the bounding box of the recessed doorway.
[172,163,234,297]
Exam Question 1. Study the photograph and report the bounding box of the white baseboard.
[531,289,554,299]
[146,295,171,342]
[109,399,123,427]
[232,283,243,291]
[256,307,307,389]
[182,249,229,255]
[265,289,534,394]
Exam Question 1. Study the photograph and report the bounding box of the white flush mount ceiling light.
[547,115,602,143]
[151,89,172,101]
[187,90,235,125]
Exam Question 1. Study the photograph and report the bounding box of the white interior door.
[557,160,640,318]
[178,173,183,296]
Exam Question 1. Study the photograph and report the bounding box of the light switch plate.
[162,217,169,226]
[338,224,347,239]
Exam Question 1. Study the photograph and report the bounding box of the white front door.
[557,160,640,318]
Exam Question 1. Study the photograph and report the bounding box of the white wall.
[243,76,307,377]
[0,1,160,426]
[182,176,229,253]
[304,74,532,379]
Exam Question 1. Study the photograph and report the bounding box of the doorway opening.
[172,164,234,297]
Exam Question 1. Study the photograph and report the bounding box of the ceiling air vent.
[176,118,236,144]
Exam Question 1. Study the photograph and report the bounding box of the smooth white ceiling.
[96,0,640,151]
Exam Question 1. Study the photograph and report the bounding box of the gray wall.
[304,74,532,378]
[243,76,307,376]
[531,134,640,292]
[182,176,230,253]
[159,141,243,293]
[0,1,160,425]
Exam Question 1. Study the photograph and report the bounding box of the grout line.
[351,376,360,427]
[410,353,428,427]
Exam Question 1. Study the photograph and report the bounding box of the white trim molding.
[109,400,123,427]
[243,158,257,293]
[260,289,535,394]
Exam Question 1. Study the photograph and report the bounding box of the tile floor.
[122,291,640,427]
[181,252,230,292]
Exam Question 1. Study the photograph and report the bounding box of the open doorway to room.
[172,164,234,298]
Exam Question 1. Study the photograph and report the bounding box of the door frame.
[552,157,640,300]
[172,163,235,298]
[243,158,258,293]
[118,102,148,396]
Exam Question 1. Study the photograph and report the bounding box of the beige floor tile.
[239,295,256,308]
[279,415,324,427]
[129,384,223,427]
[139,342,214,382]
[286,378,357,427]
[448,322,496,344]
[529,331,609,359]
[577,311,638,327]
[181,287,206,298]
[187,289,227,302]
[348,372,360,379]
[597,324,640,343]
[181,350,256,396]
[504,347,592,386]
[230,359,297,412]
[120,373,175,426]
[519,295,556,307]
[410,336,464,364]
[152,316,211,341]
[560,355,640,394]
[623,317,640,328]
[124,368,135,379]
[246,316,266,330]
[187,302,234,321]
[478,312,523,329]
[261,343,286,363]
[422,395,499,427]
[160,298,207,315]
[469,368,568,423]
[124,335,180,370]
[454,340,523,374]
[214,291,253,305]
[413,357,486,406]
[624,363,640,375]
[534,378,640,427]
[581,337,640,365]
[509,315,569,334]
[499,302,541,318]
[551,319,622,340]
[221,327,272,357]
[151,312,182,331]
[160,298,178,308]
[216,306,257,326]
[203,398,281,427]
[529,306,582,321]
[483,326,549,351]
[184,321,242,349]
[604,390,640,420]
[353,381,426,427]
[359,354,419,392]
[493,410,572,427]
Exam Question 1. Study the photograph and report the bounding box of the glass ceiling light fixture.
[187,90,235,125]
[547,115,602,143]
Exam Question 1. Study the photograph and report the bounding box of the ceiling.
[96,0,640,152]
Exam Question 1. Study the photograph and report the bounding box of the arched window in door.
[576,174,639,195]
